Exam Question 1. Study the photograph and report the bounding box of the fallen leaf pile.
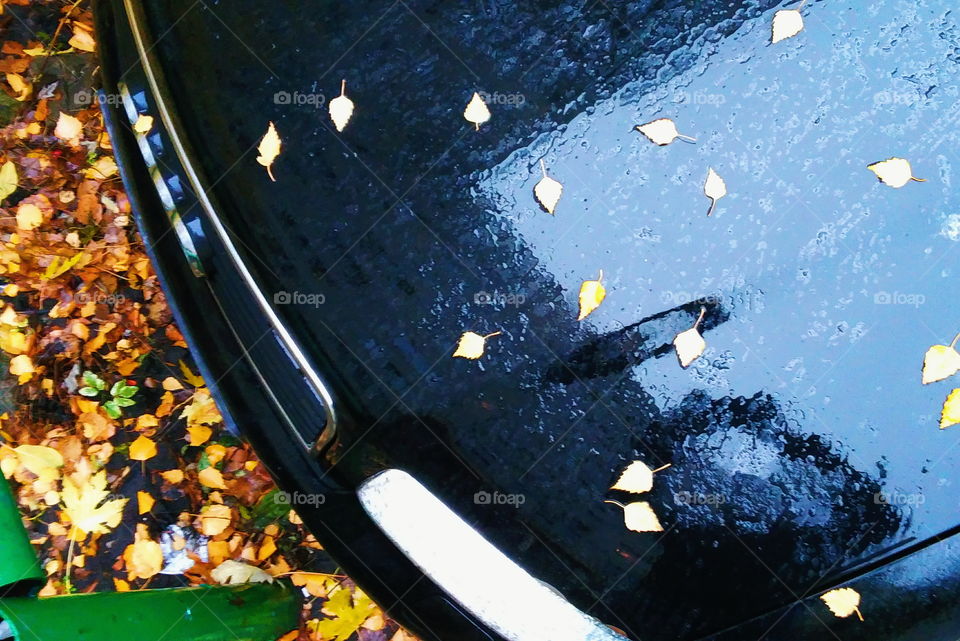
[0,4,403,640]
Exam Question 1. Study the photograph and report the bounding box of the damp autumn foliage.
[0,2,406,639]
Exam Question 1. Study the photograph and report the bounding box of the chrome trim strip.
[121,0,338,452]
[358,470,628,641]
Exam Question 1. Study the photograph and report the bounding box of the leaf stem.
[707,198,717,217]
[482,331,502,340]
[693,306,706,329]
[854,606,863,622]
[911,176,926,183]
[651,463,672,474]
[340,79,346,96]
[603,499,627,509]
[950,333,960,349]
[678,134,697,143]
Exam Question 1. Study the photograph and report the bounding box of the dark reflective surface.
[142,0,960,638]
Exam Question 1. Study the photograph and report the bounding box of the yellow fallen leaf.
[123,523,163,580]
[940,389,960,429]
[54,112,83,142]
[534,160,563,214]
[9,354,35,382]
[5,73,31,101]
[128,435,157,461]
[610,461,671,494]
[606,500,664,533]
[13,444,63,479]
[673,307,707,368]
[329,79,355,133]
[187,425,212,446]
[160,469,184,484]
[704,168,727,217]
[868,157,924,188]
[922,334,960,384]
[16,203,42,231]
[635,118,695,146]
[177,360,206,387]
[62,470,127,538]
[577,270,607,321]
[257,121,281,181]
[137,491,155,515]
[211,560,274,585]
[257,535,277,561]
[291,572,329,598]
[68,27,96,53]
[0,160,17,201]
[452,331,501,359]
[133,114,154,134]
[464,92,491,130]
[820,587,864,621]
[772,9,804,43]
[199,503,232,536]
[84,156,118,180]
[199,466,228,489]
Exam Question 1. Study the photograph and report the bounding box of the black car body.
[95,1,960,639]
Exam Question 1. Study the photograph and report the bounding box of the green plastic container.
[0,582,300,641]
[0,476,42,596]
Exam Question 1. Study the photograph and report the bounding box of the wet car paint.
[134,0,960,638]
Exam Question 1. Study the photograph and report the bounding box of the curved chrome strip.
[359,470,629,641]
[121,0,337,451]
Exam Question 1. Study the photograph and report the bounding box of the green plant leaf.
[78,387,99,397]
[103,401,121,419]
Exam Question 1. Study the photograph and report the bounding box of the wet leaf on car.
[634,118,695,146]
[606,500,664,533]
[772,9,805,44]
[329,79,355,133]
[867,157,925,188]
[453,331,501,359]
[133,114,154,134]
[940,389,960,429]
[534,159,563,214]
[610,461,671,494]
[922,333,960,384]
[704,168,727,216]
[256,121,282,182]
[464,92,491,131]
[674,307,708,368]
[577,270,607,321]
[820,587,864,621]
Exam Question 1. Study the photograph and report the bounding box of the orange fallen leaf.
[128,435,157,461]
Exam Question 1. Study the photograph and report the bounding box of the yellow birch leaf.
[868,157,924,188]
[922,334,960,384]
[199,503,232,536]
[464,92,491,130]
[674,307,707,368]
[16,203,42,231]
[9,354,34,382]
[453,331,501,360]
[210,560,274,585]
[257,535,277,561]
[199,466,228,489]
[577,270,607,321]
[123,524,163,580]
[129,435,157,461]
[635,118,695,146]
[329,80,355,133]
[161,469,184,484]
[291,572,329,598]
[820,587,864,621]
[133,115,154,134]
[137,491,155,515]
[187,425,212,446]
[534,160,563,214]
[68,27,96,53]
[257,122,281,182]
[6,73,31,101]
[54,112,82,141]
[940,389,960,429]
[13,444,63,478]
[610,461,671,494]
[772,9,804,43]
[606,500,664,533]
[0,161,18,201]
[704,168,727,216]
